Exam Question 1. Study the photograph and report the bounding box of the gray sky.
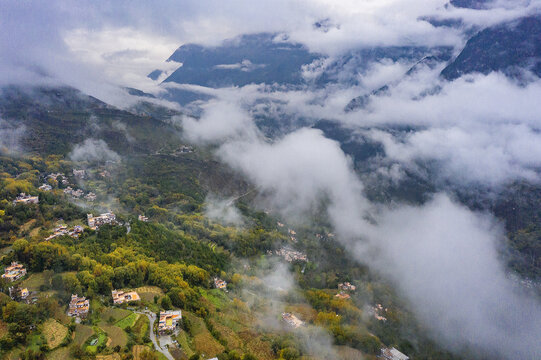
[1,0,538,95]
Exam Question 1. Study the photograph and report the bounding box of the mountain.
[441,15,541,80]
[158,33,321,88]
[345,48,453,112]
[315,46,452,87]
[0,86,180,156]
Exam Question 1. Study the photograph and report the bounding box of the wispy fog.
[183,94,541,358]
[69,138,121,163]
[0,119,26,155]
[204,194,245,226]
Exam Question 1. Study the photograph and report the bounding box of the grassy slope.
[42,319,69,349]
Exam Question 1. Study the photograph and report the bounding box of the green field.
[183,312,224,357]
[132,314,149,341]
[115,312,139,329]
[201,288,229,310]
[86,331,108,354]
[136,286,164,303]
[21,270,53,291]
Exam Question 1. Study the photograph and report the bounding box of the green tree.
[160,295,172,310]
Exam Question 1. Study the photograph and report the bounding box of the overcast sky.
[1,0,539,95]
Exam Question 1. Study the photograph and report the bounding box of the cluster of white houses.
[46,172,69,185]
[338,282,356,292]
[371,303,388,322]
[72,169,86,178]
[287,228,297,242]
[272,247,307,262]
[39,183,52,191]
[45,224,84,241]
[64,187,96,201]
[63,187,84,198]
[12,193,39,206]
[87,212,116,230]
[1,262,27,282]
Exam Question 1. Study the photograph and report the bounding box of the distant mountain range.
[146,12,541,114]
[347,14,541,111]
[151,33,320,88]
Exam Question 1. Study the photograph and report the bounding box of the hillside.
[0,86,466,360]
[441,15,541,80]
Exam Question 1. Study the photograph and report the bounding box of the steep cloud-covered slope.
[441,15,541,80]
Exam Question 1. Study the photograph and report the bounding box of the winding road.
[137,311,174,360]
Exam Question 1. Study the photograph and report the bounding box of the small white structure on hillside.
[158,310,182,333]
[68,294,89,317]
[214,277,227,290]
[380,347,409,360]
[282,312,304,328]
[39,184,52,191]
[112,289,140,304]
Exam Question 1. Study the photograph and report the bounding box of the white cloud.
[182,98,260,144]
[182,90,541,359]
[204,194,245,226]
[363,195,541,359]
[69,138,121,163]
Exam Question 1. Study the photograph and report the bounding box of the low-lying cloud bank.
[363,195,541,359]
[69,138,121,163]
[196,68,541,189]
[182,93,541,358]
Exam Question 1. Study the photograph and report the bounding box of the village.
[271,247,308,263]
[0,164,416,360]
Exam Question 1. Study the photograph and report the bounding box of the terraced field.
[100,307,132,323]
[47,347,72,360]
[99,324,127,348]
[43,319,68,349]
[74,324,94,345]
[136,286,164,302]
[184,312,224,357]
[21,270,53,291]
